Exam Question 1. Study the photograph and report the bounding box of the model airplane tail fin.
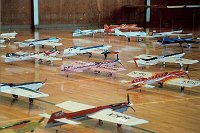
[46,111,66,128]
[114,29,124,36]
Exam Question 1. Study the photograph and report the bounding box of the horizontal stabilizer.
[55,118,81,125]
[39,113,51,118]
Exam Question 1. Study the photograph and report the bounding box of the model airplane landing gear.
[117,123,122,127]
[29,98,34,104]
[128,37,131,42]
[98,120,103,126]
[12,94,18,99]
[181,87,185,92]
[158,82,163,88]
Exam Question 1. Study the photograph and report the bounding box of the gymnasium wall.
[0,0,145,29]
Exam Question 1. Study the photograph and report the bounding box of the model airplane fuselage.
[114,29,147,38]
[15,37,62,47]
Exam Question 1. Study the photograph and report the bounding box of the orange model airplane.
[104,24,143,33]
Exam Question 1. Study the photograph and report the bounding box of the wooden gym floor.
[0,29,200,133]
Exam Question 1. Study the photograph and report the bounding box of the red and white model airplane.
[121,67,200,91]
[1,50,62,64]
[61,59,125,76]
[104,24,143,33]
[40,95,148,129]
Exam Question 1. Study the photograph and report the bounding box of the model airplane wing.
[91,65,125,73]
[162,58,199,64]
[88,109,148,126]
[0,86,49,98]
[165,78,200,88]
[127,71,153,78]
[42,42,63,46]
[56,101,95,112]
[31,54,62,61]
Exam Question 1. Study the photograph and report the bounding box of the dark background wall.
[150,0,200,29]
[0,0,199,29]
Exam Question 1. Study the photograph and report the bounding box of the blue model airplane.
[158,37,196,48]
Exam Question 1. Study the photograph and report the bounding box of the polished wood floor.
[0,29,200,133]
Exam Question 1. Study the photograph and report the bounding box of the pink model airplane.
[61,59,125,76]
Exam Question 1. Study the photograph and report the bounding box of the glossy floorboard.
[0,29,200,133]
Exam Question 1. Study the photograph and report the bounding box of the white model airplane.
[114,29,183,42]
[121,69,200,91]
[63,44,117,59]
[0,31,18,41]
[1,50,62,64]
[14,37,62,48]
[0,39,6,48]
[61,59,125,76]
[73,29,104,37]
[128,52,199,69]
[0,80,49,103]
[40,95,148,128]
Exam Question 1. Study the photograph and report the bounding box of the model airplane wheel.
[158,82,163,88]
[29,98,34,104]
[12,94,18,99]
[98,120,103,126]
[117,123,122,127]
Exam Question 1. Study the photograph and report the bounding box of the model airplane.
[104,24,143,33]
[0,80,49,103]
[40,95,148,128]
[61,59,125,76]
[63,44,117,59]
[0,117,44,133]
[0,31,18,41]
[73,29,104,37]
[157,36,197,48]
[0,40,6,48]
[122,68,200,91]
[114,29,183,42]
[1,50,62,64]
[128,52,199,69]
[14,37,62,48]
